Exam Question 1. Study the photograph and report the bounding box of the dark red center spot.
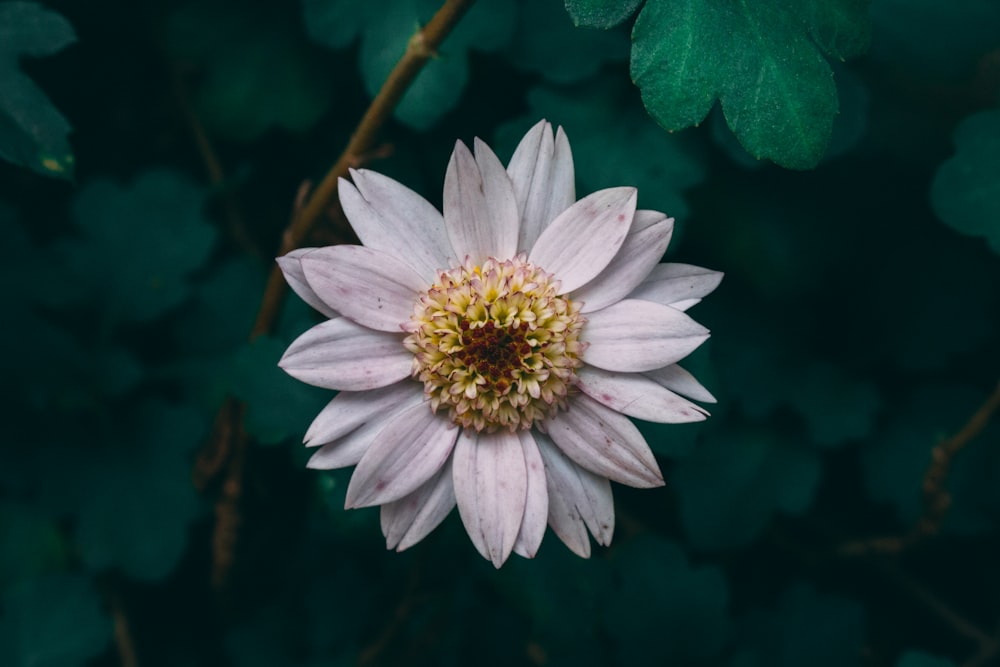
[455,319,532,394]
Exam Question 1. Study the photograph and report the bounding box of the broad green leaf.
[508,0,629,84]
[74,402,207,580]
[931,109,1000,256]
[785,362,880,448]
[0,2,75,179]
[672,429,821,550]
[63,169,216,324]
[0,504,68,591]
[563,0,642,28]
[0,574,112,667]
[606,537,729,663]
[897,651,956,667]
[168,0,332,142]
[731,584,865,667]
[495,75,706,219]
[631,0,871,169]
[229,337,329,445]
[305,0,514,129]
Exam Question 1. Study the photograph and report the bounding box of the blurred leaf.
[631,0,871,169]
[896,651,956,667]
[870,0,1000,80]
[62,169,215,324]
[672,429,821,550]
[0,504,68,592]
[0,1,75,179]
[168,0,332,142]
[863,384,1000,536]
[931,109,1000,255]
[229,337,329,445]
[730,583,865,667]
[563,0,642,28]
[305,0,514,129]
[605,536,730,663]
[785,362,880,448]
[75,401,207,581]
[495,75,706,219]
[0,574,112,667]
[507,0,629,84]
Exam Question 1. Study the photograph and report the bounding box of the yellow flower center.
[403,254,585,432]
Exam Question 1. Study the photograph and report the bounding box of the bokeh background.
[1,1,999,666]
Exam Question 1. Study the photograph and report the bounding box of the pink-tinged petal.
[576,366,708,423]
[276,248,338,319]
[307,419,381,470]
[581,299,709,373]
[304,381,422,446]
[628,263,724,310]
[512,430,548,559]
[453,429,528,568]
[572,211,675,313]
[300,245,424,332]
[279,318,410,391]
[443,139,519,264]
[535,432,614,558]
[528,187,637,293]
[545,393,664,488]
[643,364,717,404]
[507,121,576,251]
[381,459,456,551]
[345,401,459,508]
[338,174,452,282]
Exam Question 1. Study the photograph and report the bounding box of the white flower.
[277,120,722,567]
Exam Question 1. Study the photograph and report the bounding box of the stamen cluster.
[403,255,584,432]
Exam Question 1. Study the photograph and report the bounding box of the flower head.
[278,120,722,566]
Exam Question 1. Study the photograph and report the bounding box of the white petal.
[381,459,456,551]
[300,245,424,332]
[338,173,453,282]
[304,381,422,446]
[512,430,548,559]
[575,366,708,423]
[581,299,709,373]
[443,139,519,264]
[572,211,674,313]
[307,418,383,470]
[452,430,528,568]
[507,121,576,251]
[279,317,410,391]
[276,248,338,319]
[545,393,664,488]
[629,263,724,310]
[644,364,717,404]
[345,401,459,508]
[528,187,637,293]
[535,432,614,558]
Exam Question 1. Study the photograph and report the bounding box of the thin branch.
[108,581,138,667]
[840,380,1000,556]
[251,0,477,339]
[962,619,1000,667]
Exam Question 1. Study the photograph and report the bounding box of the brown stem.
[109,582,139,667]
[840,380,1000,556]
[250,0,477,338]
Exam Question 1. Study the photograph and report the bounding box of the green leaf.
[672,429,821,550]
[63,169,216,324]
[606,537,730,663]
[563,0,643,28]
[229,337,329,445]
[508,0,629,84]
[896,651,956,667]
[0,2,75,179]
[731,584,865,667]
[785,362,880,448]
[0,504,68,592]
[74,401,207,581]
[495,75,707,220]
[305,0,515,129]
[0,574,112,667]
[931,109,1000,256]
[167,0,333,142]
[631,0,871,169]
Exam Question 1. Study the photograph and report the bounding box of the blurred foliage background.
[1,0,999,666]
